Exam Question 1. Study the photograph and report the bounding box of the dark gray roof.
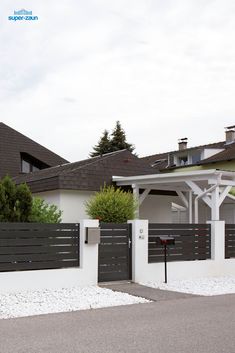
[140,152,169,170]
[141,141,226,170]
[14,150,157,193]
[200,142,235,164]
[13,132,235,194]
[0,123,68,178]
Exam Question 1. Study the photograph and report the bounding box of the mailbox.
[157,236,175,246]
[85,227,101,244]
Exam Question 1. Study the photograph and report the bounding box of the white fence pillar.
[207,220,225,261]
[128,219,148,283]
[79,219,99,285]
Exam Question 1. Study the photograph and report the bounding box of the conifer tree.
[0,176,32,222]
[110,121,135,153]
[89,130,112,157]
[89,122,135,157]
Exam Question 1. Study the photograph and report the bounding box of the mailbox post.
[156,236,175,283]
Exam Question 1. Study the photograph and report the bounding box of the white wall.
[220,203,235,223]
[35,189,235,225]
[172,209,188,223]
[34,189,94,222]
[34,190,61,209]
[173,197,235,224]
[202,148,224,160]
[140,195,173,223]
[0,268,92,293]
[60,190,94,222]
[36,190,173,223]
[198,199,235,224]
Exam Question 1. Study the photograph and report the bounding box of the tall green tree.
[89,122,135,157]
[110,121,135,153]
[90,130,112,157]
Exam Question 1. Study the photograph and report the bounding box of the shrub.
[29,197,62,223]
[0,176,32,222]
[85,185,137,223]
[230,188,235,197]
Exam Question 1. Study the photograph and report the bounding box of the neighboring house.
[13,125,235,224]
[0,122,68,179]
[141,125,235,173]
[139,126,235,223]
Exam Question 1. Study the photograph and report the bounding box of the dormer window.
[191,151,201,164]
[21,153,48,173]
[178,156,188,166]
[174,150,202,167]
[22,159,31,173]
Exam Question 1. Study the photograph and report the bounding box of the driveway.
[0,293,235,353]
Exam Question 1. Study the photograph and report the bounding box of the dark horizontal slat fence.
[149,223,211,263]
[225,224,235,259]
[99,223,131,282]
[0,223,80,272]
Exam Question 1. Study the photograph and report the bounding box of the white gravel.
[0,286,149,319]
[141,276,235,296]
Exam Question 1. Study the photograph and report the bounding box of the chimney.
[178,137,188,151]
[225,125,235,144]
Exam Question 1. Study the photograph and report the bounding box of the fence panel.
[0,223,80,271]
[148,223,211,263]
[225,224,235,258]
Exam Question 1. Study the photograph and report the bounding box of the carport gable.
[113,169,235,222]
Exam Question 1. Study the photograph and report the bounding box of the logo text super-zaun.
[8,16,38,21]
[8,9,39,21]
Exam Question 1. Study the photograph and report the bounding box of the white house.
[14,148,235,224]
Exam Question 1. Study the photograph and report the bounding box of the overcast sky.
[1,0,235,162]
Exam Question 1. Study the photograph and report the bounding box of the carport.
[113,169,235,223]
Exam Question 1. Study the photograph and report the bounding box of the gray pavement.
[1,293,235,353]
[100,282,196,301]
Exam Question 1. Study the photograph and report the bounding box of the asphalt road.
[0,294,235,353]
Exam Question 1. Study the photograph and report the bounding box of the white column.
[188,191,193,223]
[211,186,220,220]
[128,219,148,283]
[79,219,99,285]
[207,220,225,261]
[132,184,140,219]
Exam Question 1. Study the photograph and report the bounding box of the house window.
[21,153,49,173]
[178,156,188,166]
[191,151,201,164]
[22,159,31,173]
[32,165,40,172]
[21,159,39,173]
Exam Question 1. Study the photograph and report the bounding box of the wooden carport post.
[132,184,139,219]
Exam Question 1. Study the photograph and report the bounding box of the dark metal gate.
[98,223,132,282]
